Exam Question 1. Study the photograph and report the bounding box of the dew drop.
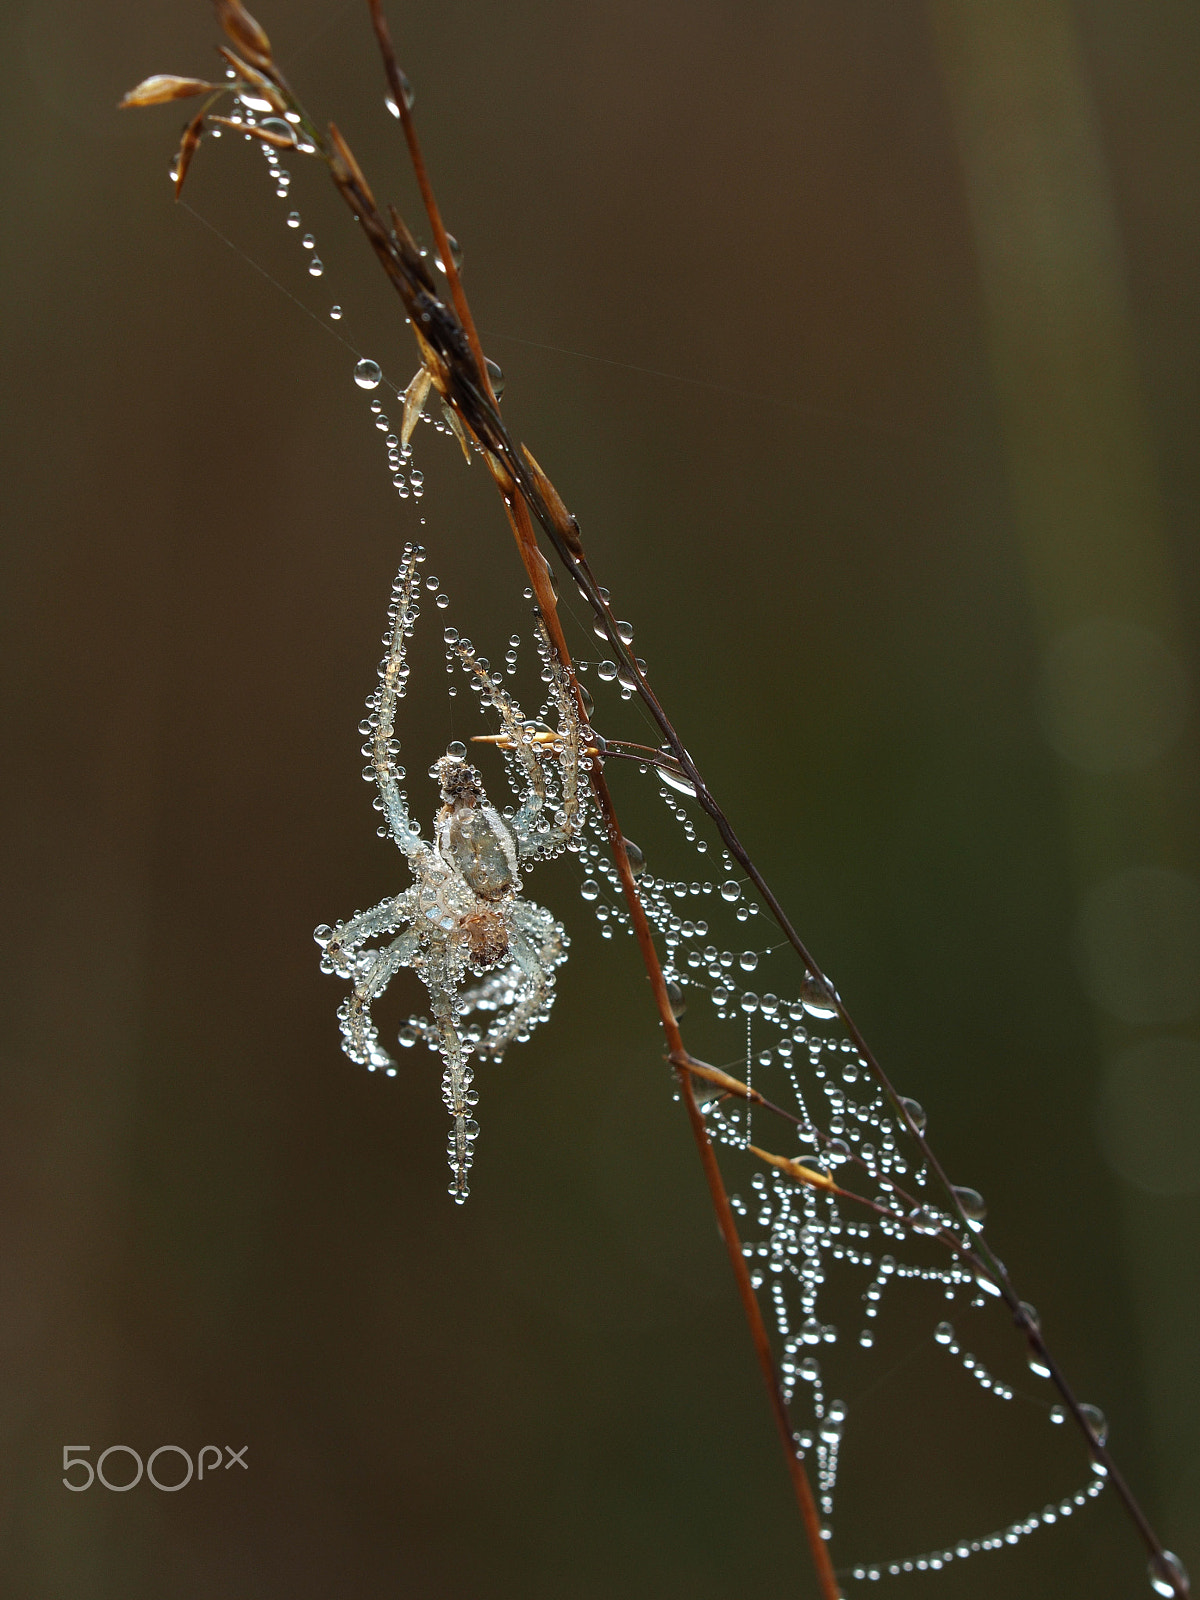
[1148,1551,1188,1598]
[330,304,343,320]
[622,839,645,878]
[665,979,686,1020]
[286,210,301,228]
[1079,1403,1109,1446]
[952,1185,987,1231]
[720,880,741,903]
[597,660,618,682]
[739,950,759,972]
[446,741,466,758]
[899,1095,927,1133]
[660,769,696,798]
[435,233,464,273]
[308,257,324,277]
[1049,1405,1066,1425]
[484,356,505,398]
[355,358,383,389]
[934,1320,954,1345]
[301,232,316,249]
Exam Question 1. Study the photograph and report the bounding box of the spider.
[314,543,586,1202]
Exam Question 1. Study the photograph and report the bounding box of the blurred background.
[2,0,1198,1595]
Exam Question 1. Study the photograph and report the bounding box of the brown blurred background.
[2,1,1198,1596]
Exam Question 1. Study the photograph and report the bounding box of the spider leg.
[518,617,588,857]
[458,619,585,855]
[367,545,435,864]
[338,926,422,1070]
[475,901,567,1062]
[318,887,418,978]
[455,640,547,837]
[427,984,477,1203]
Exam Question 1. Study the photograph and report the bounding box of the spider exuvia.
[314,543,587,1202]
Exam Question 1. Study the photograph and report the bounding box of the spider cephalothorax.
[315,544,585,1202]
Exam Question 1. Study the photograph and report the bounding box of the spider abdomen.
[462,908,510,970]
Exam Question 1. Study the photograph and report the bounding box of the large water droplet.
[355,358,383,389]
[330,304,343,320]
[899,1095,927,1133]
[660,769,697,798]
[622,839,645,878]
[720,880,741,903]
[286,210,301,228]
[446,741,466,758]
[799,973,838,1019]
[1148,1551,1188,1598]
[934,1320,954,1345]
[952,1185,987,1231]
[739,950,759,972]
[484,356,505,398]
[308,257,324,277]
[665,979,686,1020]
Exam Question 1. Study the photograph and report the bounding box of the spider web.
[561,652,1115,1586]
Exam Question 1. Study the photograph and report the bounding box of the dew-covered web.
[561,643,1122,1584]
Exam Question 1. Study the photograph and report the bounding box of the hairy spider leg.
[372,546,430,860]
[322,888,419,979]
[428,984,475,1201]
[528,618,583,853]
[339,926,422,1069]
[455,618,583,856]
[472,902,566,1060]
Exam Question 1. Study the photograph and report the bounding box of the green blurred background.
[2,1,1198,1595]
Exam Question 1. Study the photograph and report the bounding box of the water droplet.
[286,210,301,228]
[446,741,466,758]
[355,358,383,389]
[799,973,838,1018]
[259,116,295,143]
[484,356,505,398]
[952,1185,987,1231]
[665,979,686,1020]
[330,304,343,320]
[308,257,324,277]
[739,950,759,972]
[1049,1405,1066,1425]
[622,839,645,878]
[436,593,450,609]
[580,880,600,902]
[899,1095,927,1133]
[934,1320,954,1345]
[659,768,697,798]
[301,232,315,250]
[1148,1551,1188,1598]
[720,880,741,903]
[435,233,464,273]
[1079,1403,1109,1446]
[597,660,618,682]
